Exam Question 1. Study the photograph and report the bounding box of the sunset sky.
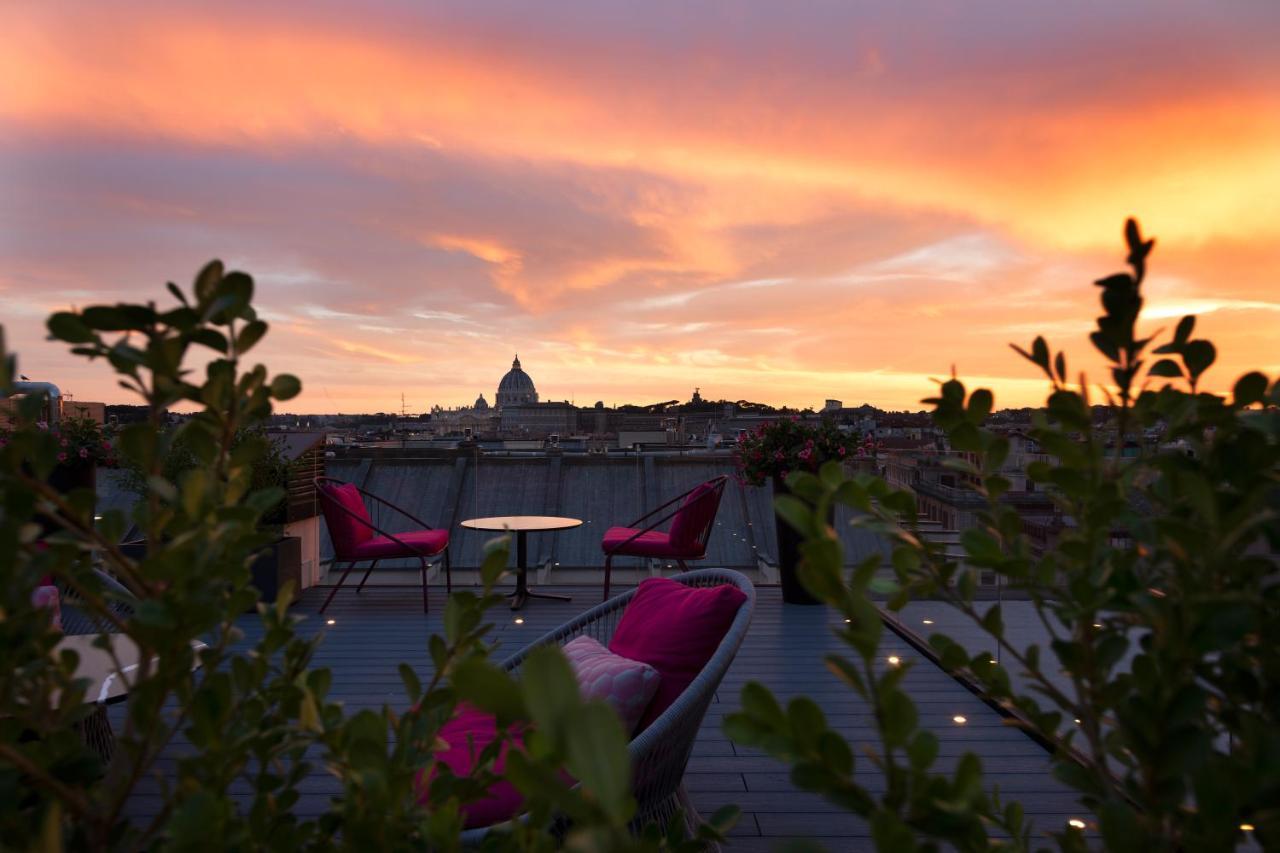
[2,1,1278,413]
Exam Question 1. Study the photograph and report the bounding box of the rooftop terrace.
[118,583,1086,850]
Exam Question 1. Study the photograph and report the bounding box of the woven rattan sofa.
[459,568,755,845]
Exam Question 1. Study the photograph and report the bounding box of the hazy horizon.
[3,2,1278,413]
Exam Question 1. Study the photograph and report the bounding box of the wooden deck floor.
[120,583,1086,850]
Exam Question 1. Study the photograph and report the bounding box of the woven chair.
[459,568,755,846]
[58,568,136,636]
[600,475,729,600]
[57,569,138,761]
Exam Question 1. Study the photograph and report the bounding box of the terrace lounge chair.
[315,476,452,614]
[600,475,728,600]
[457,568,755,844]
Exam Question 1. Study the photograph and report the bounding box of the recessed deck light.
[326,619,336,625]
[952,715,966,725]
[513,617,524,625]
[887,656,900,666]
[922,619,934,625]
[1241,824,1255,832]
[1067,819,1086,829]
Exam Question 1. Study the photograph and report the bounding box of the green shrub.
[726,219,1280,851]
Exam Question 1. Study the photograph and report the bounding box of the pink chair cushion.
[562,635,660,735]
[321,483,375,553]
[415,703,528,829]
[608,577,747,731]
[667,482,719,551]
[350,528,449,560]
[600,526,691,558]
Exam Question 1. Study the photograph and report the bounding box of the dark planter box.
[773,475,827,605]
[251,536,302,606]
[117,535,302,608]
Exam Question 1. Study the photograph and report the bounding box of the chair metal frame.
[601,474,728,600]
[315,476,452,614]
[459,568,755,845]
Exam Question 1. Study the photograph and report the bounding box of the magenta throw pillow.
[563,635,660,735]
[667,482,719,551]
[607,577,747,731]
[415,703,528,829]
[322,482,374,552]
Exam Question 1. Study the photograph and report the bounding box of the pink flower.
[57,452,68,462]
[774,451,785,462]
[79,447,89,459]
[102,440,112,450]
[37,421,49,431]
[60,438,69,447]
[798,448,813,461]
[838,446,847,457]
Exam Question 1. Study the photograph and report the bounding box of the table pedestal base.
[508,530,573,611]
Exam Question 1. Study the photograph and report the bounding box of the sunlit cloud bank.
[1,1,1277,412]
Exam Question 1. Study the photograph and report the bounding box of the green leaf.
[269,374,302,401]
[1183,339,1216,380]
[47,312,95,344]
[521,645,580,742]
[236,320,269,354]
[966,388,994,423]
[1173,314,1195,344]
[564,701,634,824]
[450,658,524,724]
[1233,371,1268,407]
[1148,359,1183,378]
[399,663,422,702]
[195,259,224,302]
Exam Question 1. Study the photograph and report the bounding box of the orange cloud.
[2,3,1277,412]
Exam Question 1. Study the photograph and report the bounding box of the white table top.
[459,515,583,533]
[54,634,207,705]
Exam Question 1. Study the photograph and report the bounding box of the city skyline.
[3,2,1278,413]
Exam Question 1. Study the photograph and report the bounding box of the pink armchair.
[599,475,728,599]
[315,476,452,614]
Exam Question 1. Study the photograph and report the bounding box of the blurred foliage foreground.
[728,220,1280,852]
[0,263,733,851]
[2,219,1277,852]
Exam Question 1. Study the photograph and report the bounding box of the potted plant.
[119,425,301,605]
[734,417,859,603]
[1,416,117,536]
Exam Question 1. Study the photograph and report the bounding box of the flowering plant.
[44,416,116,467]
[733,417,859,486]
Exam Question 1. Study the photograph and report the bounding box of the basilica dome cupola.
[496,355,538,409]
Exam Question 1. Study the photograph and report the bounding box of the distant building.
[500,401,577,436]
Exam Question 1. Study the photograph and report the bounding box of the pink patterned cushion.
[608,577,747,731]
[562,635,660,735]
[32,585,62,632]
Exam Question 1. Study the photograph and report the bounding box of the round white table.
[52,634,207,760]
[459,515,582,610]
